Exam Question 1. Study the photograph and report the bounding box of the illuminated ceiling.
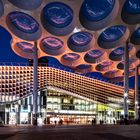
[0,0,140,82]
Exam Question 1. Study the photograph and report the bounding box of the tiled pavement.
[0,125,140,140]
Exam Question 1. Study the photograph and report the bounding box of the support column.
[45,90,47,124]
[135,66,139,120]
[32,41,38,126]
[124,41,129,119]
[38,91,41,115]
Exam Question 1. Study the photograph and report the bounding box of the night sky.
[0,25,137,89]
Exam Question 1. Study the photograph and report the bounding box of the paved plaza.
[0,125,140,140]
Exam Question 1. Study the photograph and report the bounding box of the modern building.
[0,0,140,125]
[0,65,135,125]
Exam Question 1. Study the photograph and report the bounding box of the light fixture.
[124,93,128,97]
[126,100,130,103]
[135,101,138,105]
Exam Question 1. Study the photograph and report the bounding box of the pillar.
[45,90,47,124]
[135,66,139,119]
[38,91,41,115]
[123,41,129,119]
[32,41,38,125]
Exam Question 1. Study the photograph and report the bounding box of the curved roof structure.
[0,0,140,83]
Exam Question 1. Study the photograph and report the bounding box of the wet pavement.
[0,125,140,140]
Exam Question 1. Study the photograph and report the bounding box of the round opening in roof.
[79,0,119,30]
[96,61,113,71]
[61,53,80,67]
[75,64,93,74]
[40,37,65,56]
[16,42,35,53]
[68,31,93,52]
[84,49,105,63]
[122,0,140,24]
[109,45,133,61]
[103,69,121,79]
[41,2,75,36]
[62,53,80,61]
[13,42,35,59]
[98,25,129,49]
[6,11,41,41]
[80,0,115,21]
[123,0,140,14]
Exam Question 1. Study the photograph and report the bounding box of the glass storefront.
[45,90,134,124]
[0,89,135,125]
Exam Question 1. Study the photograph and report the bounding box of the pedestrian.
[54,120,57,126]
[113,119,115,125]
[44,118,46,124]
[93,118,96,125]
[59,119,63,125]
[92,119,94,125]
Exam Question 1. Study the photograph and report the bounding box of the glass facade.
[0,89,135,125]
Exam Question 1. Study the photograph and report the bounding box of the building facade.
[0,65,135,125]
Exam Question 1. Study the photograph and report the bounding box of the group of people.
[91,118,96,125]
[53,118,116,125]
[92,118,116,125]
[54,119,63,125]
